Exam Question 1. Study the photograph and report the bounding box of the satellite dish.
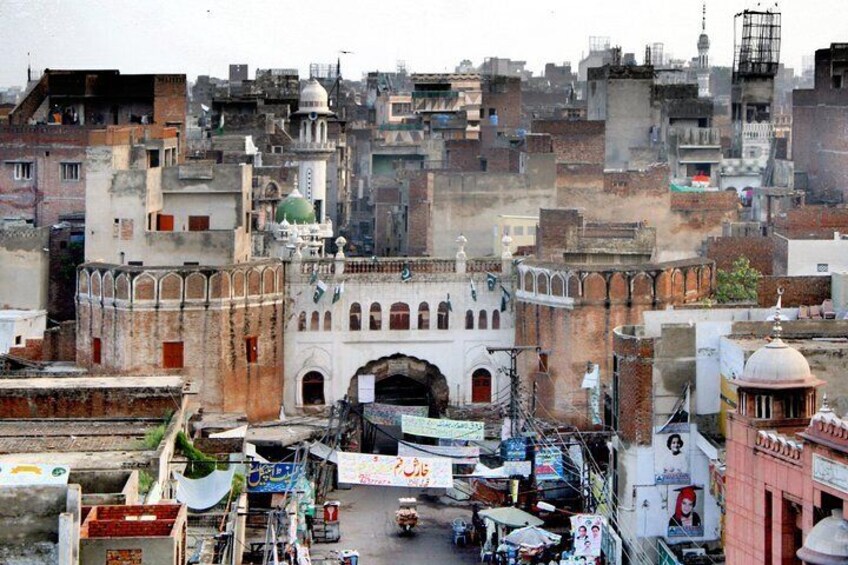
[309,111,318,121]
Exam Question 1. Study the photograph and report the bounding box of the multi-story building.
[410,73,482,140]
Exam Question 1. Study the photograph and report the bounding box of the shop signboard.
[401,415,485,440]
[247,463,303,493]
[337,452,453,488]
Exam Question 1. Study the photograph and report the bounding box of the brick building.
[80,504,187,565]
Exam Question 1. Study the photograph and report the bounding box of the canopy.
[504,525,562,549]
[479,506,544,528]
[173,467,235,511]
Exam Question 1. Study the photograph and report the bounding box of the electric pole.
[487,345,549,438]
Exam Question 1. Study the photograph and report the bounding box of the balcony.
[411,90,460,99]
[290,140,336,152]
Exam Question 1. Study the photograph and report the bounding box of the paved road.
[313,485,481,564]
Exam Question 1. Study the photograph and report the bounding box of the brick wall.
[613,329,655,445]
[42,320,76,362]
[532,119,604,165]
[670,191,741,213]
[705,236,776,275]
[482,77,522,129]
[445,139,482,172]
[405,172,433,257]
[0,386,180,419]
[537,209,581,259]
[757,276,831,307]
[773,205,848,234]
[603,165,669,196]
[524,134,552,154]
[7,337,44,361]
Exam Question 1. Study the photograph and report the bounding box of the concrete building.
[494,215,537,256]
[773,231,848,276]
[0,308,46,354]
[793,43,848,204]
[410,73,482,140]
[0,225,49,309]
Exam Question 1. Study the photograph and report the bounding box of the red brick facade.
[757,276,831,307]
[705,236,777,276]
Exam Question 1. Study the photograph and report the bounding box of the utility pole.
[487,345,549,438]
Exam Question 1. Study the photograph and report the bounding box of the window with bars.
[61,162,80,181]
[13,162,32,180]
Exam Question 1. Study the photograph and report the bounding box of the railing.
[411,90,460,99]
[298,257,503,276]
[290,141,336,151]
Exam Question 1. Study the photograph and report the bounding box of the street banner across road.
[337,452,453,488]
[398,442,480,465]
[401,414,485,440]
[363,403,428,426]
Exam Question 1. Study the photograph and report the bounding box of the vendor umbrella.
[504,525,562,549]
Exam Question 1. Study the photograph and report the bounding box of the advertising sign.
[358,374,375,404]
[534,446,564,481]
[363,403,428,426]
[337,452,453,488]
[654,430,691,485]
[0,463,70,486]
[570,514,604,557]
[666,485,705,538]
[398,442,480,465]
[401,414,485,440]
[501,437,527,461]
[247,463,303,493]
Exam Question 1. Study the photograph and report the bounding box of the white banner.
[358,374,375,404]
[0,463,70,486]
[398,442,480,465]
[337,452,453,488]
[401,415,485,440]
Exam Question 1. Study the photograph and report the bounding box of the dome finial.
[772,287,784,338]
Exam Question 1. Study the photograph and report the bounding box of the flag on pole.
[313,280,327,303]
[446,293,453,312]
[486,272,498,291]
[500,285,511,312]
[470,279,477,302]
[308,264,318,285]
[401,262,412,282]
[332,281,345,304]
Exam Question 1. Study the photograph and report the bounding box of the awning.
[479,506,544,528]
[504,525,562,549]
[308,441,338,464]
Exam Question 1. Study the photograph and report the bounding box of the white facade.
[283,258,515,413]
[0,309,46,354]
[782,235,848,276]
[293,79,336,222]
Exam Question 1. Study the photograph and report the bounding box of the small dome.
[737,338,817,389]
[797,510,848,564]
[296,79,331,115]
[276,189,316,224]
[698,33,710,50]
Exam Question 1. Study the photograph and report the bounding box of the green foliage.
[231,473,245,499]
[138,470,154,495]
[141,411,173,449]
[715,257,762,303]
[176,431,219,479]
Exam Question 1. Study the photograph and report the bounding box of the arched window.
[302,372,325,405]
[319,121,326,142]
[418,302,430,330]
[492,310,500,330]
[369,303,382,330]
[349,303,361,331]
[465,310,474,330]
[472,369,492,403]
[298,312,307,331]
[523,271,534,292]
[478,310,488,330]
[389,302,410,330]
[323,311,332,331]
[310,312,320,331]
[437,302,450,330]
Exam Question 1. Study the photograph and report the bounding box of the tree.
[715,257,761,303]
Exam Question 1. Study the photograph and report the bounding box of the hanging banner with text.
[247,462,303,493]
[363,403,428,427]
[398,442,480,465]
[0,463,70,486]
[401,415,485,440]
[337,452,453,488]
[534,446,564,481]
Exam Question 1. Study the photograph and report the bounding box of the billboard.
[363,403,428,426]
[247,463,303,493]
[654,430,690,485]
[666,485,705,538]
[534,446,564,481]
[337,452,453,488]
[571,514,604,558]
[401,415,485,440]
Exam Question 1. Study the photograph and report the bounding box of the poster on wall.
[667,485,705,538]
[534,446,564,481]
[654,430,690,485]
[337,452,453,488]
[363,403,428,426]
[570,514,604,558]
[401,414,485,440]
[501,437,527,461]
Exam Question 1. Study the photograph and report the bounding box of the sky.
[1,0,846,88]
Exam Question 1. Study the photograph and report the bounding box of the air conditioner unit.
[682,548,706,557]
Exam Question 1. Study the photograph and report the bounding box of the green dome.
[276,191,316,224]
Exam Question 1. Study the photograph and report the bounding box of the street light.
[536,501,577,516]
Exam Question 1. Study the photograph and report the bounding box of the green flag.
[470,279,477,302]
[446,293,453,312]
[313,280,327,303]
[332,281,344,304]
[500,285,511,312]
[486,272,498,291]
[401,262,412,282]
[309,264,318,285]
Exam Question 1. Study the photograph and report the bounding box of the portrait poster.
[654,430,690,485]
[666,485,705,538]
[337,452,453,488]
[570,514,604,557]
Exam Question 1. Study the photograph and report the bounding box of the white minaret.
[697,2,711,97]
[292,79,335,222]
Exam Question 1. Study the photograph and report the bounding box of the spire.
[702,1,706,32]
[772,287,784,338]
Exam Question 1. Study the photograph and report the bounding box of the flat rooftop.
[0,418,163,453]
[0,375,184,390]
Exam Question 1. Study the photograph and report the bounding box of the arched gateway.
[347,354,449,416]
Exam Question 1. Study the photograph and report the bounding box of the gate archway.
[348,353,450,416]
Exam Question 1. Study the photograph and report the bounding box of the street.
[313,485,482,564]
